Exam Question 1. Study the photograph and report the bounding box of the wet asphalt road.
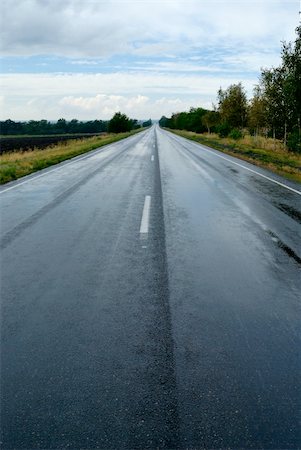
[1,126,300,449]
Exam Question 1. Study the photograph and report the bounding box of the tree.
[185,108,207,133]
[160,108,209,132]
[260,66,287,141]
[202,110,220,133]
[217,83,248,129]
[159,116,171,128]
[130,119,140,129]
[108,112,132,133]
[0,119,24,135]
[258,26,301,149]
[55,118,68,134]
[281,25,301,131]
[248,86,268,136]
[142,119,152,128]
[0,118,109,135]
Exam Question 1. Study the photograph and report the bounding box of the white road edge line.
[140,195,151,235]
[172,134,301,196]
[151,155,154,162]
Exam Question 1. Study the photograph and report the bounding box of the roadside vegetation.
[0,134,105,153]
[170,130,301,182]
[0,129,143,184]
[0,112,153,184]
[0,118,108,136]
[159,26,301,181]
[0,114,152,138]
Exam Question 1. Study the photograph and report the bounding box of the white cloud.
[219,51,282,72]
[59,94,149,117]
[0,92,203,121]
[0,71,258,120]
[0,71,258,101]
[0,0,298,58]
[1,0,298,120]
[70,60,101,66]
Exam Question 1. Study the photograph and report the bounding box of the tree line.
[108,113,152,133]
[160,26,301,153]
[0,114,152,136]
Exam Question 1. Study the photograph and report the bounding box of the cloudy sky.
[0,0,300,121]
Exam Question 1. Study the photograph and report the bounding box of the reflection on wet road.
[1,126,300,449]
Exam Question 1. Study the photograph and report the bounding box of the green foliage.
[0,165,17,183]
[0,118,108,135]
[287,129,301,153]
[108,112,133,133]
[260,66,287,138]
[159,108,208,133]
[160,26,300,154]
[258,26,301,144]
[130,119,142,130]
[217,83,247,129]
[142,119,152,127]
[217,122,231,137]
[159,116,171,127]
[281,25,301,127]
[201,110,220,133]
[229,128,243,140]
[248,85,268,134]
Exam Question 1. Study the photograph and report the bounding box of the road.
[1,125,300,449]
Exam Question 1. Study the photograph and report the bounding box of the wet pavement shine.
[1,126,300,449]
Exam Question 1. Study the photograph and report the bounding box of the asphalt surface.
[1,125,300,449]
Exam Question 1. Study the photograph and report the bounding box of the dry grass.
[169,130,301,183]
[0,130,143,184]
[239,134,285,152]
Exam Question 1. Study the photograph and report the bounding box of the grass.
[167,129,301,183]
[0,129,143,184]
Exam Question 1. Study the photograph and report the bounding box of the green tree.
[259,26,301,149]
[202,110,220,133]
[260,66,287,141]
[185,108,207,133]
[142,119,152,127]
[108,112,132,133]
[0,119,24,135]
[217,83,248,129]
[281,25,301,132]
[248,86,268,136]
[164,108,208,133]
[24,120,43,135]
[130,119,140,130]
[159,116,171,128]
[56,118,68,133]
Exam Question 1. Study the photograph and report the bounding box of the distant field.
[0,133,105,153]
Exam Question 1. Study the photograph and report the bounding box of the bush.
[229,128,243,140]
[0,166,17,183]
[217,123,231,137]
[287,130,301,153]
